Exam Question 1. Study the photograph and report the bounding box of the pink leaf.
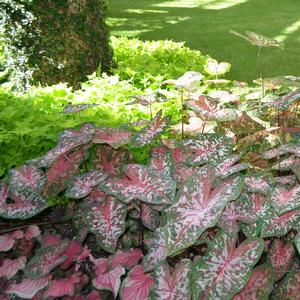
[120,265,154,300]
[244,174,273,195]
[0,256,26,279]
[140,203,160,231]
[215,155,248,178]
[25,225,41,240]
[40,232,62,247]
[87,291,103,300]
[149,146,173,178]
[110,248,143,270]
[6,276,50,299]
[0,184,9,205]
[60,240,83,270]
[0,230,23,252]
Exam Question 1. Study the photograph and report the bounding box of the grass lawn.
[107,0,300,83]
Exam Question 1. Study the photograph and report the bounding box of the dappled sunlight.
[125,9,168,14]
[275,20,300,42]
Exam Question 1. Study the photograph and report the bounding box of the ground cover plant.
[2,68,300,298]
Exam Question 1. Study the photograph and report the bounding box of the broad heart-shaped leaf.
[65,170,107,199]
[149,146,174,178]
[240,222,262,238]
[120,265,154,300]
[42,149,83,198]
[93,127,133,149]
[165,169,243,256]
[94,145,131,176]
[266,88,300,110]
[204,59,231,76]
[270,184,300,215]
[262,143,300,159]
[0,189,48,219]
[142,228,167,272]
[271,155,300,171]
[85,196,127,253]
[271,270,300,300]
[187,95,238,122]
[24,239,69,278]
[8,165,46,193]
[150,259,192,300]
[141,203,160,231]
[0,256,26,279]
[109,248,143,270]
[244,174,274,194]
[218,196,257,235]
[0,230,23,251]
[233,264,274,300]
[164,71,204,90]
[192,231,264,300]
[268,239,295,282]
[6,276,50,299]
[275,175,296,186]
[100,164,176,205]
[24,225,41,240]
[215,155,248,179]
[133,110,171,147]
[261,210,300,238]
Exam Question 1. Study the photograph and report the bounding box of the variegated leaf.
[8,165,46,193]
[43,149,83,198]
[65,170,107,199]
[150,259,192,300]
[215,155,248,179]
[62,103,99,113]
[240,222,262,238]
[24,240,69,278]
[262,143,300,159]
[100,164,176,205]
[274,175,296,186]
[60,240,83,270]
[295,232,300,256]
[0,183,8,205]
[0,256,26,279]
[141,203,160,231]
[180,134,233,166]
[266,88,300,110]
[244,174,273,194]
[261,210,300,238]
[271,155,300,171]
[233,264,274,300]
[270,184,300,215]
[133,110,171,147]
[268,239,295,282]
[164,71,203,90]
[204,59,231,76]
[187,95,238,122]
[110,248,143,270]
[0,189,48,219]
[149,146,174,178]
[94,145,131,176]
[0,230,23,251]
[271,270,300,299]
[120,265,154,300]
[143,228,167,272]
[165,169,243,256]
[93,127,133,149]
[6,276,50,299]
[85,196,127,253]
[192,231,264,300]
[24,225,41,240]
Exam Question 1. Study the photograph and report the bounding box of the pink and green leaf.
[244,174,274,194]
[0,256,26,279]
[0,230,23,251]
[294,232,300,255]
[192,231,264,300]
[141,203,160,231]
[85,196,127,253]
[215,155,248,179]
[149,146,174,178]
[109,248,143,270]
[100,164,176,205]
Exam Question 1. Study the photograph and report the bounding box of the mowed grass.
[107,0,300,82]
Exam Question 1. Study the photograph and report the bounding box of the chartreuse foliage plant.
[2,90,300,299]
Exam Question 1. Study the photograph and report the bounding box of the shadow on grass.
[108,0,300,82]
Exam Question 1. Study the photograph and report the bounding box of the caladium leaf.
[65,170,107,199]
[6,276,50,299]
[149,146,174,178]
[180,134,233,166]
[0,256,26,279]
[150,259,192,300]
[262,143,300,159]
[85,196,127,253]
[62,103,99,113]
[0,230,23,251]
[261,210,300,238]
[93,127,133,149]
[43,273,81,298]
[192,231,264,300]
[24,225,41,240]
[100,164,176,205]
[187,95,238,122]
[43,149,83,198]
[133,110,171,147]
[294,232,300,256]
[266,88,300,110]
[8,165,46,193]
[141,203,160,231]
[85,187,106,204]
[24,239,69,278]
[0,184,8,205]
[244,174,274,194]
[40,232,62,247]
[268,239,295,282]
[94,146,131,176]
[275,175,296,186]
[271,270,300,300]
[143,228,167,272]
[271,155,300,171]
[0,189,48,219]
[60,240,83,270]
[240,222,262,238]
[110,248,143,270]
[270,184,300,215]
[120,265,154,300]
[204,59,231,76]
[92,259,125,298]
[164,71,203,90]
[164,169,243,256]
[215,155,248,179]
[233,264,274,300]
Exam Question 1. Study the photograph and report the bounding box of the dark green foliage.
[0,0,113,89]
